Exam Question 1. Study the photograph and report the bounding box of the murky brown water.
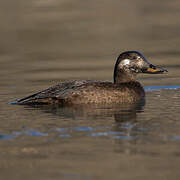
[1,0,180,179]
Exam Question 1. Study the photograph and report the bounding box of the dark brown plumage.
[16,51,167,105]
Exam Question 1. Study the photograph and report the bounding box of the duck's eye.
[130,66,139,73]
[132,56,137,60]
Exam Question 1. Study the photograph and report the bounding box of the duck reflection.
[21,99,146,156]
[25,98,145,122]
[113,99,145,122]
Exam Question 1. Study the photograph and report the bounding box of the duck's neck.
[114,69,137,84]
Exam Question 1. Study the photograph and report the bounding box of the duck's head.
[114,51,168,83]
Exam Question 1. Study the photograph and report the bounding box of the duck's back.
[17,80,145,105]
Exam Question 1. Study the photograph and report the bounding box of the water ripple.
[145,85,180,91]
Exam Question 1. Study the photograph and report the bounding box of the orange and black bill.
[142,64,168,74]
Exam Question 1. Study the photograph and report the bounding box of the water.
[1,0,180,179]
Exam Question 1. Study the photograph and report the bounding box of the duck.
[16,51,167,105]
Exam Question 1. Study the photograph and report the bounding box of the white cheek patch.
[121,59,130,66]
[136,60,144,67]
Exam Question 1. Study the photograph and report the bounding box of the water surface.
[1,0,180,179]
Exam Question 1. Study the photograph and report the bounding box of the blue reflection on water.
[15,129,48,136]
[162,135,180,141]
[1,126,180,143]
[0,129,48,140]
[120,122,136,129]
[73,127,94,131]
[0,134,14,140]
[172,136,180,141]
[55,128,67,132]
[145,85,180,91]
[89,131,125,137]
[8,98,19,105]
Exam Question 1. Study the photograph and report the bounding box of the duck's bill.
[142,65,168,74]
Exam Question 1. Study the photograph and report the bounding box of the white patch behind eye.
[137,59,144,67]
[121,59,130,66]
